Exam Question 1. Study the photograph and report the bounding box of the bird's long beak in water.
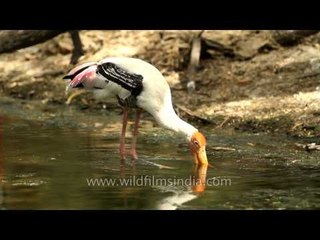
[189,131,208,165]
[192,164,208,193]
[194,146,208,165]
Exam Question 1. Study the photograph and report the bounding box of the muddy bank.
[0,30,319,137]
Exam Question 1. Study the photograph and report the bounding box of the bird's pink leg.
[119,108,128,160]
[130,109,141,160]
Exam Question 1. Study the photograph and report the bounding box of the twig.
[291,122,303,131]
[66,89,86,105]
[69,30,85,65]
[211,146,236,151]
[218,116,231,128]
[138,159,175,169]
[188,37,202,74]
[175,104,213,123]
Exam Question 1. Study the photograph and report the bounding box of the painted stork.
[63,57,208,165]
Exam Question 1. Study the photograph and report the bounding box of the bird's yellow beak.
[193,146,208,165]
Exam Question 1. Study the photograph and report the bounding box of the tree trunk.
[0,30,65,53]
[0,30,85,64]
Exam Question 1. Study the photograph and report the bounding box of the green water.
[0,114,319,209]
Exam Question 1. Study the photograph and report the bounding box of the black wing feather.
[97,62,143,96]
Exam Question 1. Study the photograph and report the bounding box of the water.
[0,115,320,209]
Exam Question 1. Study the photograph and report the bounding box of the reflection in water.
[157,191,197,210]
[1,115,320,209]
[157,165,208,210]
[192,164,208,193]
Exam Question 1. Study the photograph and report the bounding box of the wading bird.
[63,57,208,165]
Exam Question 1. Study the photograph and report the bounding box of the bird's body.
[64,57,208,165]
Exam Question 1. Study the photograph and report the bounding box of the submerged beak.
[192,164,208,193]
[193,146,208,165]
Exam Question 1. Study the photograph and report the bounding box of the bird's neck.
[153,95,198,140]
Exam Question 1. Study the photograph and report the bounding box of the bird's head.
[188,131,208,165]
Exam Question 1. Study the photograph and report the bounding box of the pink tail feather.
[65,63,98,92]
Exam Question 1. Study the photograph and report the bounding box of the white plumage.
[64,57,208,165]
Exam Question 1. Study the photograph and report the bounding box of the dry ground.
[0,30,320,136]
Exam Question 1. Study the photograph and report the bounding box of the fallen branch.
[272,30,319,46]
[201,38,236,58]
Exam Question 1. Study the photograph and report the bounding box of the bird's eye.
[194,140,199,146]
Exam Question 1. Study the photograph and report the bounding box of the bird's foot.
[119,147,127,160]
[129,149,138,160]
[119,146,138,160]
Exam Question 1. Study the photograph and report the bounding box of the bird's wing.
[97,62,143,96]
